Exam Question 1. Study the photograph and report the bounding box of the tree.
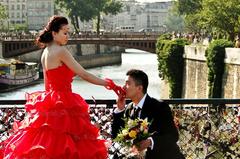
[90,0,123,35]
[201,0,240,41]
[175,0,240,41]
[164,6,184,32]
[55,0,123,35]
[0,3,7,30]
[176,0,202,15]
[55,0,95,33]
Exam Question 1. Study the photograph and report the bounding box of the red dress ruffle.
[1,64,107,159]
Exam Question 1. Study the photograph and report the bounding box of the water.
[0,49,163,100]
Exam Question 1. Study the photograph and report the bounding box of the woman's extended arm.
[58,47,107,86]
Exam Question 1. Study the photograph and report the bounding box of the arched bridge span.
[1,33,160,58]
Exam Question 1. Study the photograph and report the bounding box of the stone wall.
[222,48,240,98]
[182,45,208,98]
[76,53,121,69]
[9,44,124,69]
[181,45,240,99]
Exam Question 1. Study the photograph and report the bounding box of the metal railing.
[0,32,161,41]
[0,99,239,159]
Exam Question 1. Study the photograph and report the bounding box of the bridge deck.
[0,33,160,58]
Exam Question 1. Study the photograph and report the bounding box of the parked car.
[138,28,154,32]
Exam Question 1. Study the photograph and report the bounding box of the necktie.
[134,107,141,118]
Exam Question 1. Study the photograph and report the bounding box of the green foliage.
[164,5,184,32]
[55,0,123,34]
[205,39,233,98]
[202,0,240,41]
[176,0,203,15]
[0,4,7,18]
[12,24,27,31]
[55,0,95,32]
[158,33,172,41]
[103,0,123,15]
[91,0,123,35]
[175,0,240,41]
[0,3,7,30]
[156,38,189,98]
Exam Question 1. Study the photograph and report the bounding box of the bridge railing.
[0,32,161,41]
[0,99,239,159]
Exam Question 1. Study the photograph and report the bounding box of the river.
[0,49,163,100]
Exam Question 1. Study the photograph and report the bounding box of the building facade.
[103,0,173,32]
[0,0,27,30]
[0,0,54,31]
[27,0,54,30]
[76,0,173,33]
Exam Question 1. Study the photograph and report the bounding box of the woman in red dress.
[1,15,125,159]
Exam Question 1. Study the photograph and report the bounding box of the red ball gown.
[1,64,107,159]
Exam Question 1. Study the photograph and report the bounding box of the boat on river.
[0,59,39,92]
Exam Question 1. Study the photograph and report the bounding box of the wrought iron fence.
[0,99,239,159]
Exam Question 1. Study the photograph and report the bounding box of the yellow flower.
[129,130,137,138]
[141,118,148,128]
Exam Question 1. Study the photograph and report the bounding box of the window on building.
[42,3,45,8]
[126,6,130,12]
[11,5,14,10]
[48,2,51,9]
[131,15,136,21]
[153,16,158,25]
[11,12,14,18]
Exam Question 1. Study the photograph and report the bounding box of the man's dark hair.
[126,69,148,94]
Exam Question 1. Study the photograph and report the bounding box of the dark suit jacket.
[112,94,185,159]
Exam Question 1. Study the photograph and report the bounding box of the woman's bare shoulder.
[54,45,70,55]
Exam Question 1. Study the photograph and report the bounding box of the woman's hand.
[105,78,126,97]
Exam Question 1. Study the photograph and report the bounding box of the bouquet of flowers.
[114,118,153,158]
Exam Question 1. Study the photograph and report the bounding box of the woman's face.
[53,24,69,45]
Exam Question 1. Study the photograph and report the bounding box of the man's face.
[123,76,141,99]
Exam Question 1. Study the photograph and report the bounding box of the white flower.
[128,119,134,127]
[122,129,128,136]
[140,125,144,131]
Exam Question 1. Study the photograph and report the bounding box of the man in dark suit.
[112,69,184,159]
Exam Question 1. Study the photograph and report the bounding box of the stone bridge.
[0,33,160,58]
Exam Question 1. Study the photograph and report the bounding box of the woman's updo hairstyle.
[35,15,68,48]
